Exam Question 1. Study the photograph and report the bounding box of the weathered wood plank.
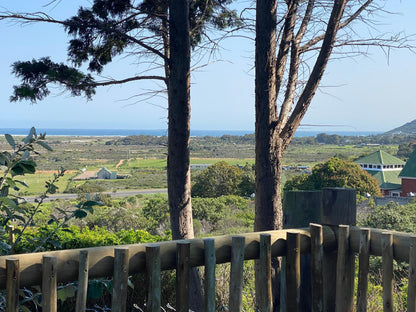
[310,224,323,312]
[112,248,129,312]
[408,236,416,312]
[0,227,334,289]
[176,242,190,312]
[322,188,357,226]
[146,244,161,312]
[229,236,245,312]
[258,234,272,312]
[6,258,19,312]
[204,238,216,312]
[286,231,300,312]
[382,232,393,312]
[335,225,354,312]
[76,250,89,312]
[356,228,370,312]
[42,255,57,312]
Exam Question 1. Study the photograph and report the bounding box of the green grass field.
[119,157,255,169]
[13,172,73,196]
[1,133,401,196]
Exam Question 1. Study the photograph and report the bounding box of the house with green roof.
[354,150,405,196]
[96,167,117,180]
[399,148,416,196]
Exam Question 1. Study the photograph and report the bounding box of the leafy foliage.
[192,161,255,197]
[11,57,95,103]
[361,201,416,233]
[0,128,95,255]
[284,157,381,196]
[9,0,241,103]
[13,225,165,253]
[396,141,416,159]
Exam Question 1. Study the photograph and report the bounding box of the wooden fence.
[2,224,416,311]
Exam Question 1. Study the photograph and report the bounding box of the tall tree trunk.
[168,0,193,241]
[168,2,203,310]
[254,1,282,311]
[254,1,348,310]
[254,0,281,232]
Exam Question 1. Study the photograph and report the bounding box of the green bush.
[73,205,155,233]
[361,201,416,233]
[142,195,170,234]
[192,161,255,197]
[284,157,381,196]
[192,195,254,234]
[65,180,107,194]
[12,225,166,253]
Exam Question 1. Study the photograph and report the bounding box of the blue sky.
[0,1,415,132]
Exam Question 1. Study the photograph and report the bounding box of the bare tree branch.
[281,0,348,148]
[299,0,373,53]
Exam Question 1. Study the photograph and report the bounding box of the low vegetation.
[284,157,382,196]
[2,130,416,310]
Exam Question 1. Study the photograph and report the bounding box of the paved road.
[24,188,168,203]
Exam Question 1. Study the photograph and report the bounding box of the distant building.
[399,148,416,197]
[96,167,117,180]
[354,150,405,197]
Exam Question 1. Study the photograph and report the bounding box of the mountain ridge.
[384,119,416,135]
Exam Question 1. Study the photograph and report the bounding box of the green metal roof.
[399,148,416,178]
[366,170,402,190]
[354,150,405,165]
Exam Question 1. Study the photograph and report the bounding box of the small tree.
[284,157,381,196]
[192,161,255,197]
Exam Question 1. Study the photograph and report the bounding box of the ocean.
[0,128,382,137]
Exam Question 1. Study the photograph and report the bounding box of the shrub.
[12,225,166,253]
[284,157,381,196]
[192,161,255,197]
[361,201,416,233]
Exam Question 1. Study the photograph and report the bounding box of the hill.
[384,119,416,135]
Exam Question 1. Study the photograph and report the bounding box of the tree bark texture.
[254,1,347,310]
[168,0,194,241]
[254,0,282,233]
[168,2,203,310]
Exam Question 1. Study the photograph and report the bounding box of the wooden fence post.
[382,232,393,312]
[146,244,161,312]
[310,224,323,312]
[356,228,370,312]
[335,225,354,312]
[204,239,216,312]
[286,231,301,312]
[112,247,129,312]
[283,188,356,312]
[76,250,89,312]
[6,258,19,312]
[229,236,245,312]
[408,235,416,312]
[258,234,272,312]
[42,255,57,312]
[176,242,190,312]
[322,188,356,312]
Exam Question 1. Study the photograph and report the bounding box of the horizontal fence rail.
[0,227,334,289]
[2,225,416,311]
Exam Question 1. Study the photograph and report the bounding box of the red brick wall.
[401,178,416,196]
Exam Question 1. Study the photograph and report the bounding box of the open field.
[11,172,74,196]
[0,134,401,195]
